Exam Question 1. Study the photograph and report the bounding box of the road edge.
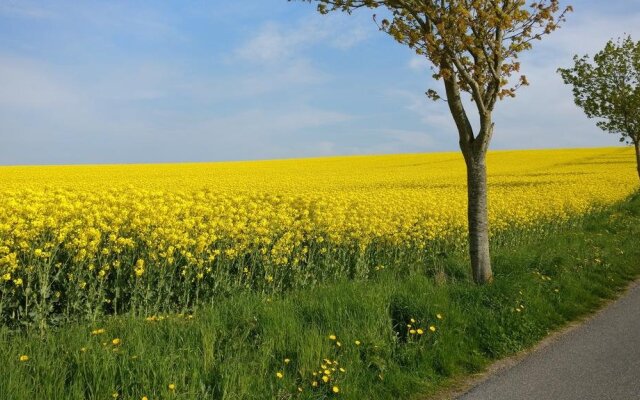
[428,277,640,400]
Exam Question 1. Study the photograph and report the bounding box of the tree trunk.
[635,140,640,182]
[465,155,493,284]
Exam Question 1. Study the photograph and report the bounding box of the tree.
[291,0,571,283]
[558,36,640,182]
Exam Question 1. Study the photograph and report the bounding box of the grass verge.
[1,192,639,400]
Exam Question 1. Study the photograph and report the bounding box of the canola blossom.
[0,147,636,327]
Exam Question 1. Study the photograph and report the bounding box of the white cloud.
[233,16,371,66]
[0,56,80,109]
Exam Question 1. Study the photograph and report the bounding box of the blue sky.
[1,0,639,165]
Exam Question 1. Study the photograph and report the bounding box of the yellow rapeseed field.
[0,147,637,326]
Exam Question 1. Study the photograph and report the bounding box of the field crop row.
[0,147,636,328]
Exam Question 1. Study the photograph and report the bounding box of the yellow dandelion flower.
[168,383,176,391]
[332,386,340,393]
[436,313,443,320]
[354,340,361,346]
[322,375,329,383]
[276,371,284,379]
[19,355,29,362]
[409,329,416,334]
[416,328,424,335]
[329,334,337,340]
[429,326,436,332]
[112,338,121,345]
[284,358,290,364]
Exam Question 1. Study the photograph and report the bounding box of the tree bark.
[442,73,494,284]
[635,140,640,182]
[464,153,493,284]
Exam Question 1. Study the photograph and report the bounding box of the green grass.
[1,192,639,399]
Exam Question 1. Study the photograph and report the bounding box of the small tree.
[558,36,640,182]
[291,0,571,283]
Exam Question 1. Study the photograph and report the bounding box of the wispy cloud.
[233,16,371,66]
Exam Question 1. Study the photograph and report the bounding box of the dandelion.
[409,329,416,335]
[436,313,443,320]
[311,381,318,387]
[284,358,290,364]
[112,338,121,345]
[168,383,176,391]
[322,375,330,383]
[332,386,340,393]
[13,278,23,286]
[19,355,29,362]
[354,340,361,346]
[142,397,149,400]
[276,372,284,379]
[416,328,424,335]
[329,334,337,340]
[429,326,436,332]
[91,328,106,335]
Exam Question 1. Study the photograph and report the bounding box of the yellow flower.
[322,375,329,383]
[339,367,346,372]
[19,355,29,362]
[429,326,436,332]
[323,369,331,375]
[112,393,118,399]
[13,278,23,286]
[112,338,121,345]
[409,329,416,334]
[332,386,340,393]
[276,371,284,379]
[436,313,443,320]
[1,273,10,281]
[168,383,176,391]
[142,397,149,400]
[328,334,337,340]
[354,340,361,346]
[336,341,341,347]
[284,358,290,364]
[91,328,106,335]
[311,381,318,387]
[416,328,424,335]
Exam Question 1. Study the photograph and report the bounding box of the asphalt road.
[458,282,640,400]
